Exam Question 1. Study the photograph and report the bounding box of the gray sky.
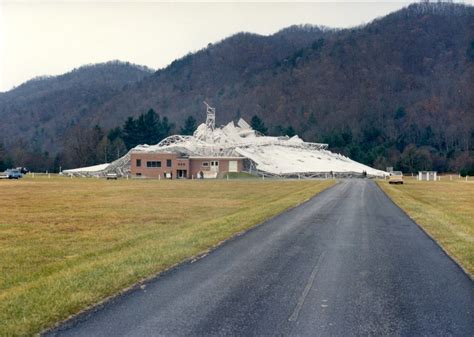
[0,1,470,92]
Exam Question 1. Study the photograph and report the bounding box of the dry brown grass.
[378,179,474,277]
[0,176,334,336]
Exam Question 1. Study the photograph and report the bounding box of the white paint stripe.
[288,251,326,322]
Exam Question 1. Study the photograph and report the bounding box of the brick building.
[130,152,245,179]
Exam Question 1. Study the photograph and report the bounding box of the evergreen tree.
[285,126,296,137]
[159,116,174,140]
[135,114,148,143]
[250,115,268,135]
[142,109,161,144]
[53,153,63,173]
[122,117,139,149]
[180,116,197,135]
[107,127,123,142]
[121,109,175,149]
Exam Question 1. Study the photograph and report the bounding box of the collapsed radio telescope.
[63,103,388,178]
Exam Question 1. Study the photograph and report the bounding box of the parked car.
[4,169,23,179]
[106,173,118,180]
[389,171,403,184]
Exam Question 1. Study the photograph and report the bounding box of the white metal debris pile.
[63,104,387,178]
[61,163,111,177]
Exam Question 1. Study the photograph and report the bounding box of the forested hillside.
[0,61,153,152]
[0,2,472,174]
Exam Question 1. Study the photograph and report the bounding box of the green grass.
[378,179,474,277]
[0,176,334,336]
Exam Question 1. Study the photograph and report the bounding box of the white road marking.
[288,251,326,322]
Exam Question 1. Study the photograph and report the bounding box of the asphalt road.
[47,180,473,337]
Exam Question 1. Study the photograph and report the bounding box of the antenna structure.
[203,101,216,130]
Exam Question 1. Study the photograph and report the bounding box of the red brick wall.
[189,158,244,178]
[130,152,186,179]
[176,159,190,176]
[130,152,243,179]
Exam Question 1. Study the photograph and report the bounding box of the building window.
[202,162,209,167]
[211,161,219,167]
[147,161,161,168]
[136,159,141,167]
[167,159,172,167]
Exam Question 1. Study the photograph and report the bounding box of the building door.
[229,161,238,172]
[177,170,187,179]
[210,161,219,173]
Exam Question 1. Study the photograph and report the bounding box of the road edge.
[375,181,473,281]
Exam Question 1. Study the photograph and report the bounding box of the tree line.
[0,109,198,172]
[0,111,299,173]
[1,111,472,176]
[248,114,474,176]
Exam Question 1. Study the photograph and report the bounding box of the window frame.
[146,161,162,168]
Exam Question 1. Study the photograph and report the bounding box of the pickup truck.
[389,171,403,184]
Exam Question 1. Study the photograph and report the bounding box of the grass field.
[378,179,474,277]
[0,176,334,336]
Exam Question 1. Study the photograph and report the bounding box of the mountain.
[0,61,153,152]
[0,2,473,173]
[91,25,331,129]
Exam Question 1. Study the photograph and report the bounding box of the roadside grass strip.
[378,179,473,277]
[0,177,334,336]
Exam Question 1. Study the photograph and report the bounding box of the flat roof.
[130,152,246,160]
[130,151,175,154]
[188,156,246,160]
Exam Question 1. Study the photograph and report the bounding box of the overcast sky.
[0,1,471,92]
